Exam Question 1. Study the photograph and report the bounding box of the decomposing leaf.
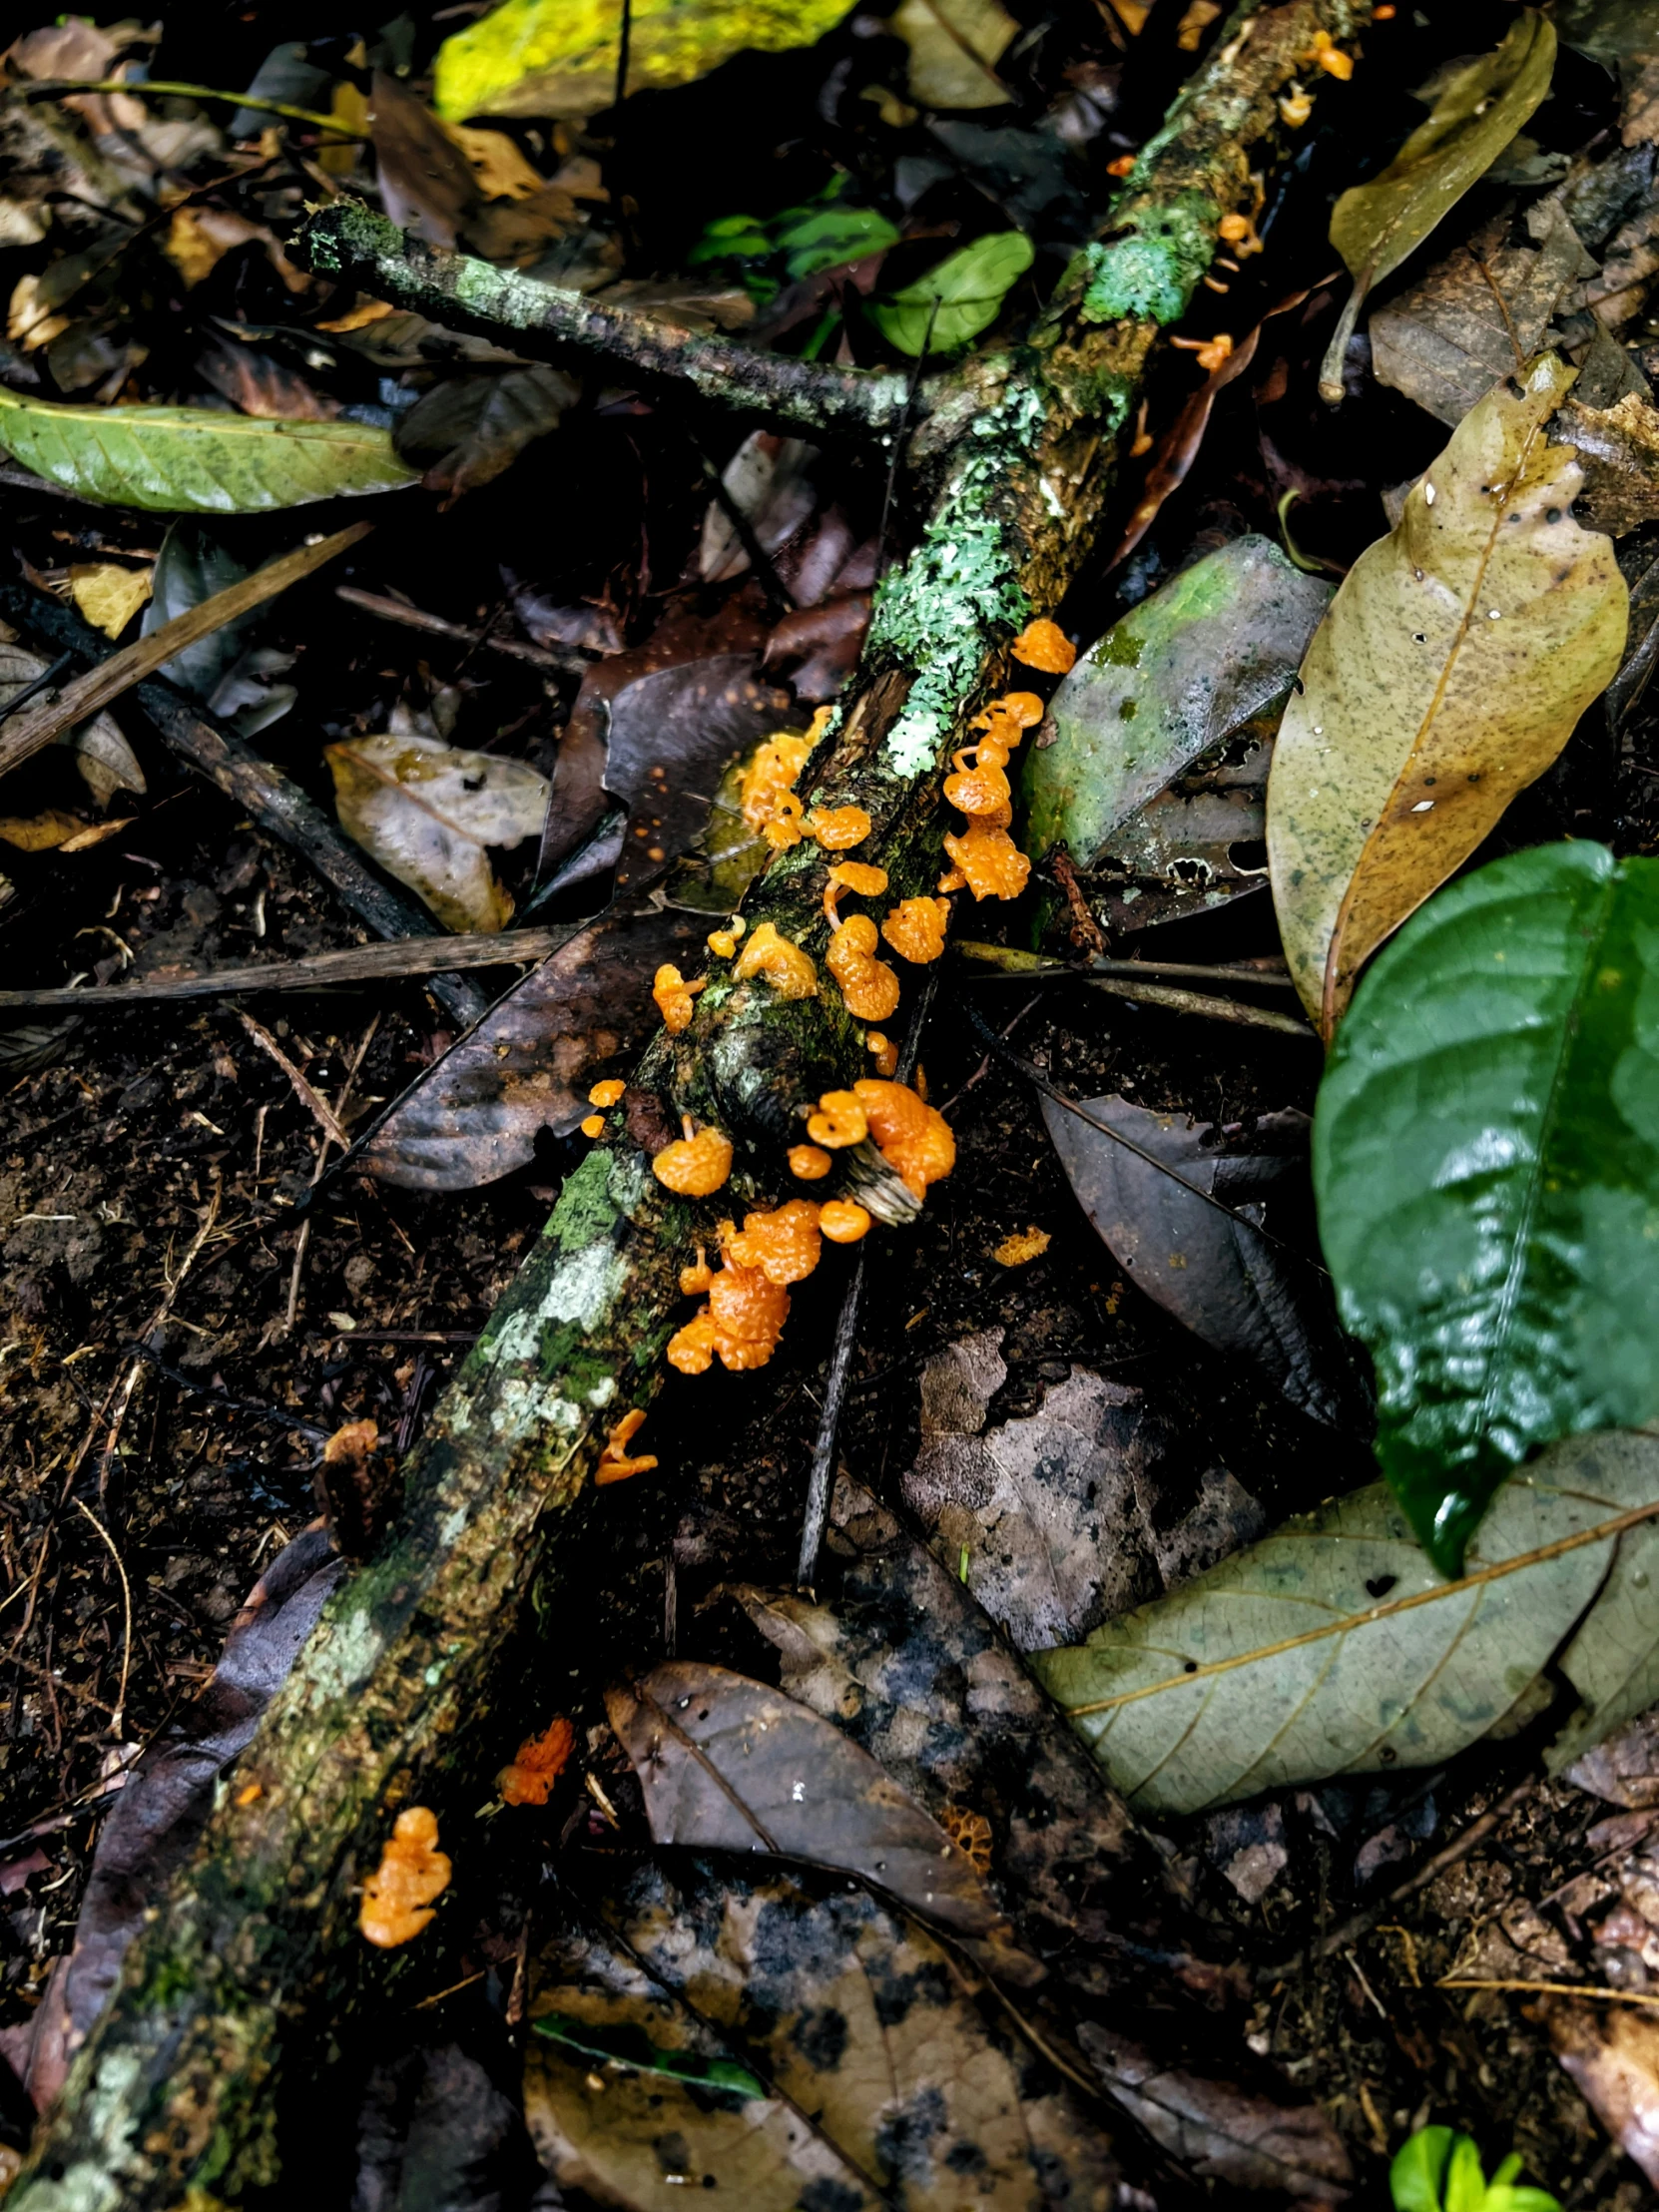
[1033,1427,1659,1818]
[891,0,1018,110]
[1082,739,1275,932]
[1042,1095,1348,1427]
[0,639,144,807]
[0,809,133,852]
[433,0,854,122]
[1551,2005,1659,2188]
[1370,200,1596,425]
[1267,353,1628,1033]
[0,385,415,512]
[393,366,580,500]
[1026,534,1330,869]
[1319,13,1557,402]
[871,230,1034,356]
[1554,390,1659,537]
[526,1861,1118,2210]
[698,431,819,583]
[326,733,549,933]
[370,68,576,262]
[1314,840,1659,1574]
[605,1661,1031,1971]
[141,524,296,739]
[67,562,151,640]
[197,334,342,424]
[358,904,706,1189]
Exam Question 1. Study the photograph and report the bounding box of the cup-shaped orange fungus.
[808,1090,867,1148]
[734,920,819,998]
[826,913,899,1021]
[668,1258,791,1374]
[881,896,951,963]
[819,1198,872,1243]
[596,1407,659,1484]
[359,1807,451,1947]
[808,805,872,850]
[854,1078,955,1199]
[652,1125,734,1196]
[942,824,1031,901]
[1010,617,1076,673]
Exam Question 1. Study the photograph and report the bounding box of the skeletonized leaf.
[1025,534,1329,869]
[1041,1094,1348,1426]
[1267,352,1627,1032]
[325,733,549,933]
[891,0,1017,109]
[0,386,415,512]
[1319,12,1556,400]
[433,0,854,121]
[1032,1428,1659,1817]
[1315,841,1659,1572]
[871,231,1033,356]
[68,562,152,640]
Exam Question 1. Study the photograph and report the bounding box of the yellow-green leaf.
[1319,12,1555,402]
[69,561,153,639]
[433,0,853,123]
[0,388,415,513]
[1266,352,1627,1033]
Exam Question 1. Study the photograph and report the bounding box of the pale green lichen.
[1075,192,1219,325]
[869,379,1043,778]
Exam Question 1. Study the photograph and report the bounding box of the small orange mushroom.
[808,1090,868,1149]
[826,913,900,1021]
[670,1257,791,1374]
[942,761,1012,818]
[881,896,951,964]
[823,859,889,924]
[993,692,1044,728]
[819,1198,872,1244]
[855,1078,955,1199]
[653,963,701,1034]
[808,805,872,851]
[788,1143,832,1180]
[942,824,1032,901]
[588,1078,626,1108]
[865,1031,899,1078]
[596,1407,659,1484]
[1010,618,1076,675]
[734,920,819,999]
[739,733,812,836]
[498,1717,576,1807]
[652,1123,734,1197]
[707,928,738,957]
[727,1199,823,1286]
[580,1114,605,1139]
[359,1807,451,1948]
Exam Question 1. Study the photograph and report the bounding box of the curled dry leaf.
[698,430,820,584]
[141,524,296,739]
[1319,12,1557,401]
[358,905,706,1190]
[393,365,580,500]
[1041,1095,1350,1427]
[326,733,550,934]
[0,638,144,807]
[1267,352,1628,1033]
[1032,1428,1659,1818]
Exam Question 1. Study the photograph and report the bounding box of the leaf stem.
[16,78,371,140]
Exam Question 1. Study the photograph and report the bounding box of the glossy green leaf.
[1025,534,1329,867]
[871,230,1033,355]
[1319,12,1555,401]
[1392,2127,1455,2212]
[433,0,852,122]
[1032,1427,1659,1816]
[0,387,414,512]
[1315,842,1659,1571]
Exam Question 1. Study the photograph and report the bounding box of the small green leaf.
[1391,2126,1454,2212]
[0,388,414,513]
[533,2010,767,2099]
[1320,12,1555,400]
[777,204,899,280]
[1315,842,1659,1572]
[871,231,1033,355]
[1445,2135,1489,2212]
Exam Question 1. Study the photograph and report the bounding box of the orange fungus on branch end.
[734,920,818,999]
[498,1717,576,1807]
[588,1079,625,1108]
[580,1114,605,1139]
[359,1807,451,1947]
[855,1078,955,1199]
[1010,618,1076,674]
[651,1124,733,1196]
[596,1407,658,1484]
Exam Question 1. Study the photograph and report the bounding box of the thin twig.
[0,652,72,728]
[334,587,591,674]
[955,943,1313,1034]
[280,1017,379,1337]
[1439,1977,1659,2011]
[71,1500,132,1739]
[614,0,633,108]
[238,1013,350,1150]
[17,78,371,140]
[956,940,1298,988]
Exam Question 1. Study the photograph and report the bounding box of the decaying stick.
[0,586,490,1031]
[12,10,1368,2202]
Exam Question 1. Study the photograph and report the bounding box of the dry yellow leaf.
[69,562,153,640]
[0,809,115,852]
[316,297,397,335]
[447,123,549,201]
[7,274,70,353]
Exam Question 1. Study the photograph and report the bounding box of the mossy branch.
[13,8,1368,2202]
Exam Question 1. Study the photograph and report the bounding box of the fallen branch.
[12,9,1366,2200]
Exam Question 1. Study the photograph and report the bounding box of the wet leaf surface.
[393,366,580,501]
[1027,536,1328,871]
[1034,1427,1659,1817]
[326,732,550,933]
[1042,1094,1349,1427]
[1268,354,1628,1032]
[1315,842,1659,1568]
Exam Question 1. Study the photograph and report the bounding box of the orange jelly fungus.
[727,1199,823,1285]
[707,928,738,957]
[819,1198,872,1244]
[942,761,1011,817]
[881,897,950,964]
[789,1143,832,1180]
[943,824,1032,901]
[739,733,812,837]
[808,805,872,850]
[992,692,1043,728]
[669,1258,790,1374]
[823,859,888,923]
[653,963,700,1033]
[827,914,900,1021]
[498,1716,576,1806]
[808,1090,867,1149]
[588,1079,625,1109]
[652,1124,734,1197]
[681,1244,715,1295]
[855,1078,955,1199]
[1010,618,1076,674]
[596,1407,659,1485]
[734,920,819,999]
[359,1807,451,1948]
[865,1031,899,1078]
[580,1114,605,1139]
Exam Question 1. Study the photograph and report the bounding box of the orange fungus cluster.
[359,1808,451,1948]
[653,964,700,1033]
[855,1079,955,1199]
[734,920,818,998]
[669,1253,792,1374]
[596,1408,658,1484]
[652,1122,733,1196]
[827,914,900,1021]
[881,896,950,965]
[498,1717,576,1807]
[940,689,1039,903]
[728,1198,823,1285]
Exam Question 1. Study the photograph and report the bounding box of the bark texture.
[12,7,1366,2201]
